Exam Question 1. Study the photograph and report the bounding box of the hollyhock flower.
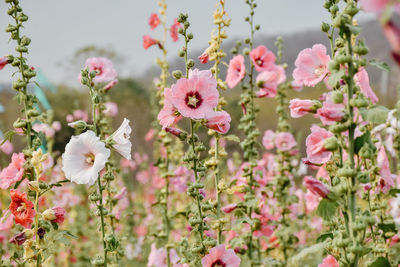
[145,128,156,142]
[33,123,56,138]
[103,102,118,117]
[226,55,245,88]
[293,44,331,87]
[390,194,400,225]
[170,19,182,42]
[222,203,238,213]
[359,0,392,15]
[147,243,180,267]
[82,57,117,84]
[0,139,13,155]
[205,110,231,134]
[255,70,280,98]
[62,130,110,185]
[103,79,118,91]
[171,69,218,119]
[0,153,25,189]
[354,68,379,104]
[201,245,240,267]
[291,79,303,91]
[9,231,29,246]
[305,189,320,213]
[262,130,275,150]
[0,56,9,71]
[43,207,65,224]
[274,132,296,152]
[305,125,334,165]
[143,35,158,49]
[198,47,211,64]
[158,87,182,128]
[249,45,276,72]
[9,190,35,228]
[148,13,160,30]
[0,211,13,232]
[316,101,345,125]
[110,118,132,160]
[303,176,329,198]
[289,99,315,118]
[377,146,395,193]
[383,20,400,64]
[318,255,339,267]
[52,121,61,131]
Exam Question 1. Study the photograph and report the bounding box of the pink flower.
[171,69,219,119]
[377,146,395,193]
[305,189,320,213]
[170,19,182,42]
[354,68,378,104]
[316,101,344,125]
[82,57,117,84]
[103,79,118,91]
[198,48,210,64]
[52,121,61,131]
[0,153,25,189]
[103,102,119,117]
[201,245,241,267]
[144,128,156,142]
[226,55,245,89]
[318,255,339,267]
[143,35,159,50]
[222,203,238,213]
[291,80,303,91]
[148,13,160,30]
[157,87,182,128]
[359,0,391,15]
[147,243,180,267]
[293,44,331,87]
[0,139,13,155]
[205,110,231,134]
[275,132,296,152]
[43,207,66,224]
[383,20,400,53]
[262,130,275,150]
[249,45,276,72]
[305,126,333,165]
[289,99,315,118]
[0,56,9,71]
[255,66,285,98]
[303,176,329,198]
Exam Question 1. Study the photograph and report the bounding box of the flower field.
[1,0,400,266]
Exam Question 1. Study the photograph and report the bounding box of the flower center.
[256,58,263,66]
[85,153,95,165]
[211,260,226,267]
[123,133,129,139]
[94,67,103,76]
[185,91,203,109]
[314,65,325,77]
[16,202,26,213]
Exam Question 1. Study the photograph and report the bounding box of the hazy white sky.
[0,0,373,84]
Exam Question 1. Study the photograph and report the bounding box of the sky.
[0,0,373,84]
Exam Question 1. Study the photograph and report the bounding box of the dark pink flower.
[289,99,315,118]
[198,48,210,64]
[171,69,218,119]
[82,57,117,84]
[143,35,159,50]
[201,245,240,267]
[262,130,275,150]
[383,20,400,64]
[249,45,276,72]
[170,19,182,42]
[275,132,296,152]
[222,203,238,213]
[305,126,333,165]
[205,110,231,134]
[226,55,245,88]
[0,56,9,71]
[318,255,339,267]
[157,87,182,128]
[148,13,160,30]
[103,79,118,91]
[293,44,330,87]
[303,176,329,198]
[354,68,378,104]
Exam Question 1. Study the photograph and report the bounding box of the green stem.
[97,176,108,267]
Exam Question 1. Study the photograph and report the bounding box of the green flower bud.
[172,70,183,80]
[321,22,330,33]
[243,48,250,55]
[13,118,26,129]
[331,90,344,104]
[187,59,195,68]
[20,36,31,46]
[15,45,28,53]
[324,137,339,151]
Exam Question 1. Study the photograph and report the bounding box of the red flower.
[143,35,158,50]
[9,190,35,228]
[170,19,182,42]
[148,13,160,30]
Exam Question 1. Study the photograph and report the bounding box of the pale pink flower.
[359,0,391,14]
[262,130,275,150]
[32,123,55,138]
[148,13,160,30]
[51,121,61,131]
[104,79,118,91]
[354,68,378,104]
[0,139,13,155]
[383,20,400,54]
[198,47,210,64]
[82,57,117,84]
[305,125,333,165]
[390,194,400,225]
[377,146,395,193]
[111,118,132,160]
[0,153,25,189]
[147,243,180,267]
[293,44,331,87]
[226,55,245,89]
[303,176,329,198]
[143,35,159,50]
[275,132,296,152]
[158,87,182,128]
[62,131,110,185]
[318,255,339,267]
[316,101,345,125]
[0,56,8,71]
[222,203,238,213]
[289,99,315,118]
[305,189,320,213]
[171,69,218,119]
[255,66,285,98]
[73,109,89,122]
[249,45,276,72]
[291,79,303,91]
[144,128,156,141]
[205,110,231,134]
[170,19,182,42]
[201,245,240,267]
[103,102,119,117]
[0,211,13,232]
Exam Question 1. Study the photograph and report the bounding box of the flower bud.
[303,176,329,198]
[321,22,330,33]
[68,120,87,131]
[323,137,338,151]
[331,91,344,104]
[186,59,195,68]
[172,70,183,79]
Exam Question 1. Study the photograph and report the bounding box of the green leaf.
[378,223,396,233]
[327,69,345,87]
[316,232,333,243]
[317,199,339,221]
[369,59,390,72]
[369,257,391,267]
[225,134,240,143]
[365,105,389,125]
[0,130,15,145]
[354,131,376,154]
[389,188,400,197]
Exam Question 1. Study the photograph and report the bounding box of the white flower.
[391,194,400,225]
[111,118,132,160]
[62,130,110,185]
